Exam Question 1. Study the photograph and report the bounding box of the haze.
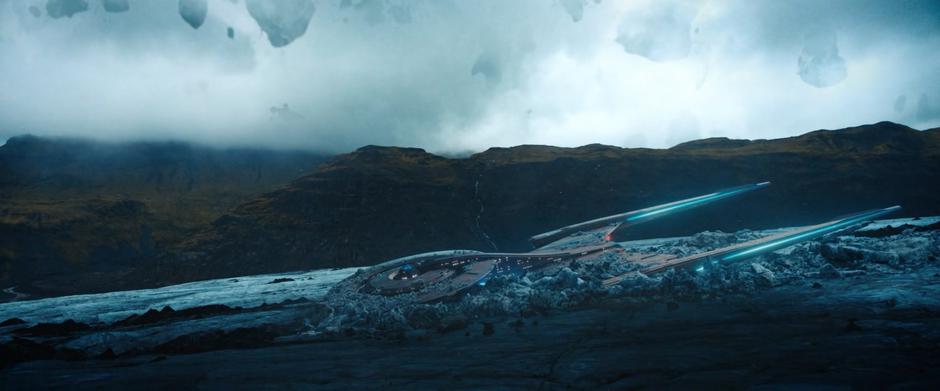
[1,0,938,153]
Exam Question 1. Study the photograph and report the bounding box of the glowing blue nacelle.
[530,181,770,248]
[719,205,902,262]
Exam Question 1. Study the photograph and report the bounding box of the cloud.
[0,0,939,153]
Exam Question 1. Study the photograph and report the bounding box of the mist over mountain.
[0,136,328,298]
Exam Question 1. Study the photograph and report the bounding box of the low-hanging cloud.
[0,0,938,153]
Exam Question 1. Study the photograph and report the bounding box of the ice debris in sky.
[46,0,88,19]
[246,0,316,48]
[560,0,585,22]
[471,52,502,84]
[179,0,208,29]
[102,0,129,13]
[615,0,697,62]
[797,28,847,88]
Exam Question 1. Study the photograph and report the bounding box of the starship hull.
[336,182,899,303]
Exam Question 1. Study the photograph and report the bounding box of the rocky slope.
[0,136,328,298]
[170,122,940,282]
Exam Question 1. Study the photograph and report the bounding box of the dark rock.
[0,338,56,368]
[820,243,865,263]
[114,304,235,327]
[812,282,823,289]
[818,264,843,279]
[437,315,468,333]
[844,319,862,332]
[0,317,27,327]
[98,348,117,360]
[14,319,90,337]
[227,26,235,39]
[482,322,495,336]
[153,325,288,355]
[267,278,295,284]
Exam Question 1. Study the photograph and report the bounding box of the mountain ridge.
[158,121,940,285]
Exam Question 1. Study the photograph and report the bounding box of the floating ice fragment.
[615,1,697,62]
[797,29,847,88]
[246,0,316,48]
[46,0,88,19]
[560,0,585,22]
[179,0,208,29]
[270,103,304,121]
[102,0,129,13]
[471,52,501,84]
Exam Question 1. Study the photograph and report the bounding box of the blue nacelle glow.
[718,205,902,263]
[625,182,770,223]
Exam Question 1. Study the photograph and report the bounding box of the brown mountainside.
[163,122,940,283]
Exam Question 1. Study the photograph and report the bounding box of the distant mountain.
[0,136,329,298]
[162,122,940,284]
[3,123,939,298]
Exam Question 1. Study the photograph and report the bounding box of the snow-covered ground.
[2,217,937,330]
[0,268,358,325]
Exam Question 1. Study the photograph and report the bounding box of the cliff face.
[170,122,940,282]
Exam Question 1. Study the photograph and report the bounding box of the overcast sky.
[1,0,938,153]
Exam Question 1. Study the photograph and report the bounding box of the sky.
[0,0,939,153]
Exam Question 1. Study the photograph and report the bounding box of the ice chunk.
[46,0,88,19]
[560,0,585,22]
[615,1,697,62]
[750,263,776,286]
[269,103,304,121]
[471,52,502,84]
[102,0,129,13]
[246,0,316,48]
[797,29,847,88]
[179,0,208,30]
